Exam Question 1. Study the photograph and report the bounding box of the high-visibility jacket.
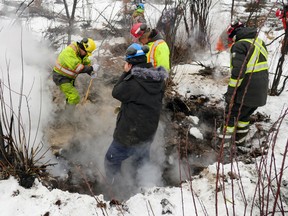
[227,27,269,107]
[53,42,91,79]
[147,38,170,71]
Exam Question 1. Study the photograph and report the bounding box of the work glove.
[224,92,232,104]
[224,86,234,104]
[90,64,100,78]
[90,71,97,79]
[92,63,100,72]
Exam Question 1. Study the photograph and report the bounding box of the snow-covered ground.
[0,0,287,215]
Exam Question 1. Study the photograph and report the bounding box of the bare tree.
[186,0,212,48]
[270,2,288,96]
[63,0,77,45]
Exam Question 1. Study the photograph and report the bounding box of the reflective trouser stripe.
[235,136,247,144]
[60,82,80,105]
[235,122,249,145]
[217,126,234,139]
[237,121,249,128]
[226,126,235,133]
[236,121,249,133]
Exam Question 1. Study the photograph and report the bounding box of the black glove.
[224,86,234,104]
[224,92,232,104]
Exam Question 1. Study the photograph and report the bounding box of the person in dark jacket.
[104,43,168,184]
[218,21,269,146]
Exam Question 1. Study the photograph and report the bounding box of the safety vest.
[53,43,89,79]
[147,39,170,71]
[229,38,268,88]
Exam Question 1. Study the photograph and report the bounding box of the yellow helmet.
[81,38,96,56]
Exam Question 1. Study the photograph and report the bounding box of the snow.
[0,0,287,215]
[189,127,203,140]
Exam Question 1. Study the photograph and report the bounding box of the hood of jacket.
[130,65,168,94]
[235,27,257,41]
[149,29,164,42]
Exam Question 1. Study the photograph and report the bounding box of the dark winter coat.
[226,27,269,107]
[112,63,168,147]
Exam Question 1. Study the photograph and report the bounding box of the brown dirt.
[43,42,271,199]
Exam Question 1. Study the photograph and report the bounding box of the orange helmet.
[130,23,147,38]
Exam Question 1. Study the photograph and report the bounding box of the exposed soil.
[44,62,271,202]
[0,0,275,203]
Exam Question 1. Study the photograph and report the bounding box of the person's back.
[104,43,168,195]
[112,44,167,145]
[230,26,268,107]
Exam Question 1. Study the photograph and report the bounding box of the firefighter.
[218,21,269,147]
[53,38,100,105]
[130,23,170,71]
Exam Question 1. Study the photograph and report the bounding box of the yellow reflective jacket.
[53,42,91,79]
[147,39,170,71]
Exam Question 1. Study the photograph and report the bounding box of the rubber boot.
[235,125,249,146]
[216,126,234,149]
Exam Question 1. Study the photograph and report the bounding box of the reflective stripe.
[237,121,249,128]
[246,63,268,73]
[69,44,78,52]
[241,38,268,58]
[217,125,234,139]
[229,78,243,87]
[235,136,247,144]
[218,133,232,139]
[55,61,84,79]
[238,38,268,74]
[148,39,165,67]
[236,129,249,133]
[226,126,235,133]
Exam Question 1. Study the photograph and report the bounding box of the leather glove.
[92,63,100,72]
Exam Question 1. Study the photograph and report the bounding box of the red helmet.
[276,8,284,19]
[130,23,147,38]
[227,21,244,39]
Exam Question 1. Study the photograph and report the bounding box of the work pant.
[104,139,151,183]
[53,72,80,105]
[224,103,258,145]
